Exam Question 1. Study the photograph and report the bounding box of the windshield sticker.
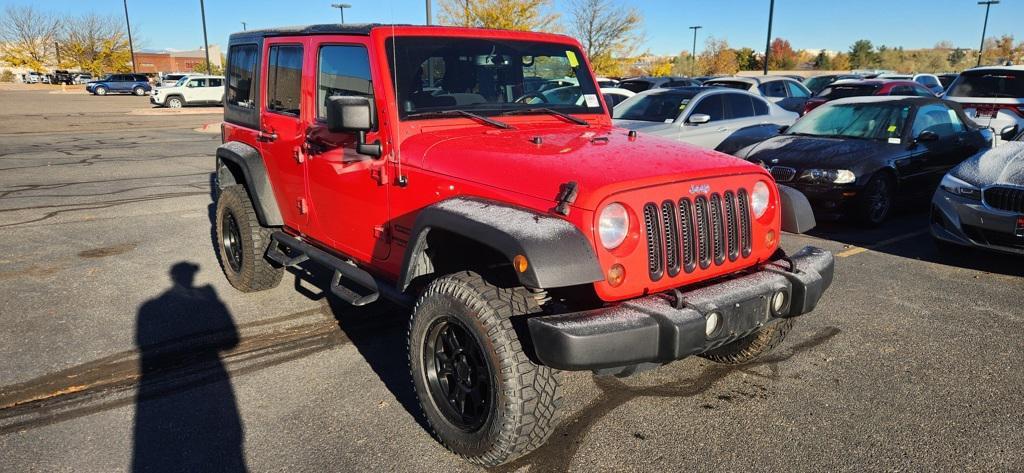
[887,125,897,133]
[888,137,902,144]
[584,94,599,108]
[566,51,580,68]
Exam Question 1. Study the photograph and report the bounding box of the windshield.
[613,91,698,122]
[787,102,910,141]
[173,76,190,87]
[817,84,880,99]
[804,76,834,93]
[704,80,749,91]
[386,37,603,119]
[947,70,1024,98]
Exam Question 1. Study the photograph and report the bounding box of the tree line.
[0,5,136,75]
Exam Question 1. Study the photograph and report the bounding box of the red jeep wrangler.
[214,24,834,466]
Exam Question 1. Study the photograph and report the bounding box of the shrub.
[0,70,14,82]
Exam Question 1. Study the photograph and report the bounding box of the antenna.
[390,5,407,187]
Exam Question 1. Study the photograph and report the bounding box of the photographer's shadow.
[131,262,246,473]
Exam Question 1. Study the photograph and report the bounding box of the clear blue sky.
[5,0,1022,55]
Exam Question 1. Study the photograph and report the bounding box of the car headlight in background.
[798,169,856,184]
[751,181,770,218]
[939,174,981,200]
[598,203,629,250]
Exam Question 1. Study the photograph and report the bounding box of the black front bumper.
[527,246,834,371]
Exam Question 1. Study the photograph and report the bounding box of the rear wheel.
[700,319,794,364]
[95,86,107,96]
[133,86,146,96]
[854,173,895,226]
[214,185,283,292]
[409,271,561,467]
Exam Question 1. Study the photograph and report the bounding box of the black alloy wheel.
[423,316,493,431]
[221,211,243,273]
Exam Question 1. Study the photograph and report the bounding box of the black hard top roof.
[229,23,401,42]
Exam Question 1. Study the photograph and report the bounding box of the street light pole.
[426,0,432,25]
[977,0,999,66]
[54,41,61,67]
[688,26,702,77]
[241,21,247,31]
[200,0,211,75]
[122,0,136,73]
[331,3,352,24]
[763,0,774,75]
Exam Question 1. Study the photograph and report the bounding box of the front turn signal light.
[606,264,625,287]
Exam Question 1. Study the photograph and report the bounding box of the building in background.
[133,46,222,74]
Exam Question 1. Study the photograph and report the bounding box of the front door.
[259,38,309,231]
[303,39,391,263]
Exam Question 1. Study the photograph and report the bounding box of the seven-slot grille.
[984,187,1024,214]
[643,188,754,281]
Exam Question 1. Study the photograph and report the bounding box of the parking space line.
[836,229,930,258]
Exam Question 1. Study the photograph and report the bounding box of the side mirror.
[916,130,939,143]
[1000,124,1019,141]
[326,96,381,158]
[687,113,712,125]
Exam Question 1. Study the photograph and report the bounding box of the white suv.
[150,75,225,108]
[943,65,1024,146]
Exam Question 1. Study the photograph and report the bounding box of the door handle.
[257,130,278,142]
[716,127,729,132]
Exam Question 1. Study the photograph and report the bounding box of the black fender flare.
[215,141,283,226]
[399,197,604,291]
[777,184,816,234]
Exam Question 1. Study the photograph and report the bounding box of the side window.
[914,86,933,97]
[208,78,223,87]
[227,44,258,109]
[752,97,770,115]
[690,94,724,121]
[786,81,809,98]
[267,44,304,116]
[723,93,755,119]
[317,44,373,119]
[759,81,788,98]
[188,78,207,88]
[912,104,966,139]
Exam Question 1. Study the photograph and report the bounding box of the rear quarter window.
[227,44,259,109]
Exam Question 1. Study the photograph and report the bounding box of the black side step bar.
[266,231,411,308]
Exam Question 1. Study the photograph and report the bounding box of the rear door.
[303,38,392,263]
[259,38,310,231]
[208,78,224,103]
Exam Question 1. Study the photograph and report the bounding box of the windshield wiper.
[406,109,512,129]
[499,107,589,126]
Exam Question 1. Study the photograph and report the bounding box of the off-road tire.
[214,185,282,292]
[699,319,794,364]
[166,96,184,108]
[95,86,107,96]
[853,173,895,227]
[133,86,146,96]
[409,271,561,467]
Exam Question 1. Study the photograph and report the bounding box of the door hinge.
[293,146,304,164]
[297,198,307,215]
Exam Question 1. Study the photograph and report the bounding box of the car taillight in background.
[963,104,1024,119]
[803,99,826,115]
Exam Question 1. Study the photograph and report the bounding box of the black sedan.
[735,96,990,225]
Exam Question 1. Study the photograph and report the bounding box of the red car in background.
[803,80,935,114]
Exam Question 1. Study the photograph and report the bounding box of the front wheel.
[95,86,107,96]
[409,272,561,467]
[853,173,895,226]
[166,96,184,108]
[214,185,283,292]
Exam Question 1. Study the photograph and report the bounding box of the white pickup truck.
[150,75,224,108]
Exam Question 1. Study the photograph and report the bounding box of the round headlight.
[598,203,629,250]
[751,181,770,218]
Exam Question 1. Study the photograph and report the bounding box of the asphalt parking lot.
[0,86,1021,472]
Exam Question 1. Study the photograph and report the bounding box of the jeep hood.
[402,125,766,211]
[741,134,897,169]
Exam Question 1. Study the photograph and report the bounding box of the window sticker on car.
[565,51,579,68]
[583,94,599,108]
[888,137,901,144]
[887,125,897,133]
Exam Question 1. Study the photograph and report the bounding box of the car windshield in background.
[618,80,652,93]
[174,77,189,87]
[947,70,1024,98]
[704,81,749,91]
[804,76,834,93]
[818,84,880,99]
[386,37,603,119]
[786,102,910,141]
[613,90,699,122]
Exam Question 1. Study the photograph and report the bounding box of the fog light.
[705,312,721,337]
[765,230,776,247]
[771,290,787,314]
[513,254,529,273]
[606,264,625,287]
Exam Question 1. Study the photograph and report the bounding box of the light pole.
[200,0,211,75]
[977,0,999,66]
[122,0,136,73]
[763,0,774,75]
[688,26,702,76]
[331,3,352,24]
[241,21,247,31]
